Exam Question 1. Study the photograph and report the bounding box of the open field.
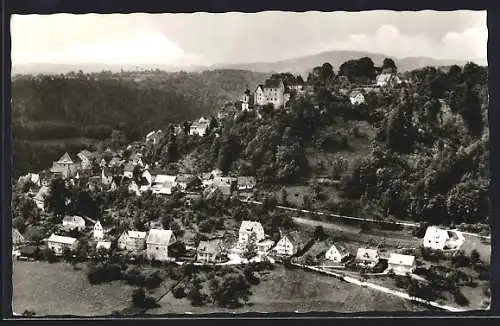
[12,260,134,316]
[148,266,429,315]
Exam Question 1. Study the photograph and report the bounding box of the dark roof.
[124,162,135,172]
[264,79,283,89]
[102,167,113,177]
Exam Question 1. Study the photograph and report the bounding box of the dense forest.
[11,69,268,177]
[145,59,489,225]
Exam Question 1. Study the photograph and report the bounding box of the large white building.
[146,229,177,261]
[47,234,79,256]
[238,221,265,248]
[423,226,465,251]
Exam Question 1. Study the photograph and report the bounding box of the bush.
[145,272,163,290]
[87,263,123,285]
[131,288,159,309]
[124,268,146,286]
[172,285,186,299]
[451,251,470,268]
[452,288,470,306]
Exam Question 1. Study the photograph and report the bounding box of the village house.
[117,230,147,251]
[77,150,94,170]
[241,89,253,111]
[287,79,305,92]
[388,253,416,276]
[93,221,104,240]
[257,239,275,255]
[376,73,402,88]
[196,239,226,263]
[151,180,177,195]
[146,229,177,261]
[18,173,41,188]
[189,118,210,137]
[423,226,465,251]
[325,243,350,263]
[142,170,153,185]
[96,240,112,251]
[176,174,199,191]
[102,167,114,185]
[47,234,79,256]
[238,221,266,248]
[62,215,86,232]
[12,228,25,247]
[349,90,366,105]
[272,231,303,257]
[145,130,163,145]
[237,176,257,191]
[33,185,50,211]
[128,180,140,196]
[50,152,79,179]
[355,248,380,269]
[129,153,144,167]
[123,162,135,179]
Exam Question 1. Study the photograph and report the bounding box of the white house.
[388,253,416,276]
[62,215,86,232]
[117,230,147,251]
[145,130,163,145]
[325,243,350,263]
[238,221,265,248]
[142,170,153,185]
[146,229,177,261]
[93,221,104,240]
[257,239,275,255]
[376,73,402,87]
[12,228,25,247]
[196,239,226,263]
[349,90,366,105]
[128,180,140,196]
[272,233,302,257]
[151,181,177,195]
[355,248,380,269]
[423,226,465,251]
[77,150,94,170]
[237,176,257,191]
[33,185,50,211]
[47,234,79,256]
[96,240,112,251]
[153,174,177,184]
[241,89,253,111]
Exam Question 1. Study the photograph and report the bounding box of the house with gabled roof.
[62,215,86,232]
[77,150,94,170]
[12,228,25,247]
[376,73,402,88]
[355,248,380,268]
[117,230,147,251]
[88,176,103,191]
[349,90,366,105]
[50,152,79,179]
[238,220,266,249]
[33,185,50,211]
[272,231,304,257]
[237,176,256,191]
[102,167,114,185]
[388,253,416,276]
[196,239,227,263]
[146,229,177,261]
[325,243,350,263]
[47,234,79,256]
[93,221,105,240]
[423,226,465,251]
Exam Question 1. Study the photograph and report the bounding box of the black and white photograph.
[9,10,490,317]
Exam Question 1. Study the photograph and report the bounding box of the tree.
[313,225,326,240]
[209,271,252,308]
[470,249,481,266]
[382,58,397,73]
[131,287,159,309]
[47,178,70,217]
[186,277,207,306]
[242,232,258,260]
[302,195,312,210]
[446,180,489,224]
[110,129,127,149]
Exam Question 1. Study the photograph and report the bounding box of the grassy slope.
[12,261,135,316]
[149,266,427,314]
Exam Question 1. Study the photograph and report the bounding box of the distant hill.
[12,50,487,77]
[209,51,486,76]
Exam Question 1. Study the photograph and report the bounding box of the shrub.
[172,285,186,299]
[452,288,470,306]
[124,268,146,286]
[131,288,159,309]
[145,272,163,290]
[451,251,470,268]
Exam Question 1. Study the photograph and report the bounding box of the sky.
[10,11,487,66]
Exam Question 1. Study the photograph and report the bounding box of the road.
[239,198,490,240]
